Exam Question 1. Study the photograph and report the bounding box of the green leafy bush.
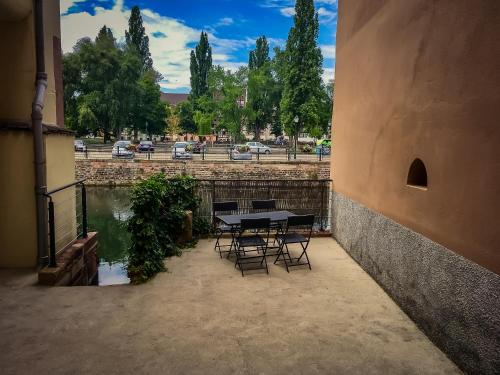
[127,174,208,284]
[301,144,313,153]
[236,144,250,153]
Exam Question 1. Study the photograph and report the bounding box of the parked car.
[246,142,271,154]
[74,139,87,152]
[191,141,205,154]
[231,145,252,160]
[316,145,331,155]
[138,140,154,153]
[172,142,193,159]
[112,141,134,158]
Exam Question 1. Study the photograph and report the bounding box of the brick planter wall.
[76,159,330,185]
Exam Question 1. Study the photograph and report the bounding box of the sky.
[60,0,337,93]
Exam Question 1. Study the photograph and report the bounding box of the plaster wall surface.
[0,131,37,267]
[331,191,500,374]
[0,0,61,125]
[0,14,36,122]
[332,0,500,273]
[45,133,77,252]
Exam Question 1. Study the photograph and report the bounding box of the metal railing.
[194,179,332,231]
[44,179,87,267]
[75,144,330,162]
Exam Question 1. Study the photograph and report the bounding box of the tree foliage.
[280,0,325,144]
[249,36,270,69]
[190,32,212,99]
[125,5,153,72]
[209,65,247,142]
[246,36,280,140]
[63,7,166,142]
[177,101,197,134]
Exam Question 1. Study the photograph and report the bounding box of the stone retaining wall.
[76,159,330,185]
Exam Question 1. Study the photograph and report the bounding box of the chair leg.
[274,240,284,264]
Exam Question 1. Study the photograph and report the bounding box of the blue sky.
[60,0,337,93]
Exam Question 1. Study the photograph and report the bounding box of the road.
[75,149,330,162]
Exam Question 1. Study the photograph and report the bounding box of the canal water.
[87,186,131,285]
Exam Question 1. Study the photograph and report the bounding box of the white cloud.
[320,44,336,59]
[322,67,335,82]
[61,0,250,91]
[215,17,234,27]
[262,0,337,23]
[280,7,295,17]
[317,7,337,23]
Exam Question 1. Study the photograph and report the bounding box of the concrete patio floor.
[0,238,460,375]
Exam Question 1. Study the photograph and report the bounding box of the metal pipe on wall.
[32,0,49,266]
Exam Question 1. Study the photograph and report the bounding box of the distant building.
[160,93,189,107]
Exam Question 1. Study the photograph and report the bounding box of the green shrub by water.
[127,174,210,284]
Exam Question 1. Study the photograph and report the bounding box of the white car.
[246,142,271,154]
[172,142,193,159]
[112,141,134,159]
[74,140,87,152]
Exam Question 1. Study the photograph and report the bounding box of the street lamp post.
[293,116,299,160]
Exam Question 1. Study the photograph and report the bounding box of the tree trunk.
[134,128,138,141]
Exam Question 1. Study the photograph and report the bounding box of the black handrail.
[44,178,86,196]
[44,179,87,267]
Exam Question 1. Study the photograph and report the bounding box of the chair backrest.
[240,217,271,232]
[251,199,276,211]
[213,201,238,214]
[286,214,315,230]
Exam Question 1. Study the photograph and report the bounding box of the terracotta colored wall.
[331,0,500,274]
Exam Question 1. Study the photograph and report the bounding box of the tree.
[166,109,181,139]
[269,47,287,136]
[246,36,278,140]
[189,32,212,99]
[280,0,324,151]
[63,18,165,143]
[125,6,153,72]
[249,36,270,69]
[193,95,216,135]
[209,65,247,142]
[177,101,197,134]
[131,73,168,140]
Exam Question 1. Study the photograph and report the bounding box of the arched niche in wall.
[407,158,428,189]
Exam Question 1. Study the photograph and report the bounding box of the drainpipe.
[32,0,48,266]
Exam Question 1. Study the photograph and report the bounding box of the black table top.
[216,210,296,226]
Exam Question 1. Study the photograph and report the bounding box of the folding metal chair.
[251,199,276,212]
[213,201,238,258]
[234,218,271,276]
[251,199,281,251]
[274,214,315,272]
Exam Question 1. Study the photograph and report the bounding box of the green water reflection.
[87,186,131,285]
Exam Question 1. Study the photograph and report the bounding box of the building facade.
[331,0,500,373]
[0,0,78,269]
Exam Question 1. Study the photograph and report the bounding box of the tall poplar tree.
[280,0,324,148]
[189,32,212,99]
[125,5,153,71]
[249,36,270,69]
[246,36,277,140]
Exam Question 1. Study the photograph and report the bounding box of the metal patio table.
[215,210,296,257]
